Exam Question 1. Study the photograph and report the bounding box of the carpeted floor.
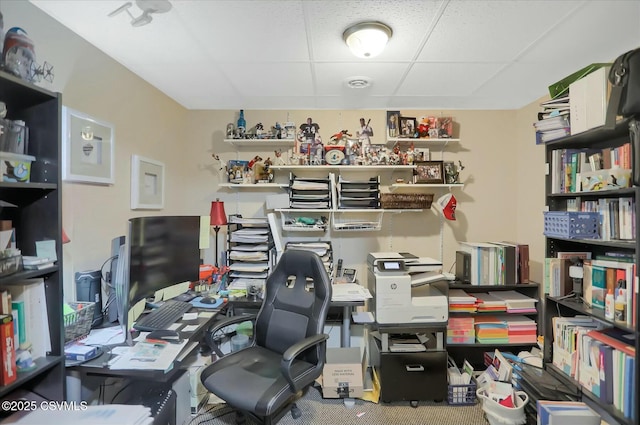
[188,385,489,425]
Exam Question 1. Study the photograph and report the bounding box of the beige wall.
[5,2,547,300]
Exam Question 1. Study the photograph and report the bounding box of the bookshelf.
[542,118,639,425]
[0,71,64,403]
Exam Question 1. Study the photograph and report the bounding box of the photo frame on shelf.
[386,110,400,138]
[414,160,444,184]
[62,106,115,185]
[399,116,417,138]
[444,161,460,184]
[131,155,165,210]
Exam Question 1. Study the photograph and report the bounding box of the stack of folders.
[537,400,600,425]
[535,96,571,144]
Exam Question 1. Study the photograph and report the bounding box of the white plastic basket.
[476,388,528,425]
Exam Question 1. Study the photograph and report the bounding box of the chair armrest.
[205,314,257,358]
[280,333,329,392]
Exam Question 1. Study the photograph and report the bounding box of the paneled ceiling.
[30,0,640,110]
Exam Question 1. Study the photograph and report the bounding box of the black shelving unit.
[542,118,639,425]
[446,283,540,369]
[0,71,64,405]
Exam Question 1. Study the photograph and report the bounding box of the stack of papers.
[488,290,537,313]
[331,283,372,301]
[474,293,507,313]
[109,339,189,372]
[474,316,508,344]
[448,289,478,313]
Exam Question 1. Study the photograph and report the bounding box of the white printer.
[366,252,448,324]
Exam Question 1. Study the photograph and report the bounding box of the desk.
[66,306,220,402]
[226,297,364,347]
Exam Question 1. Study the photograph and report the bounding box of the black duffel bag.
[606,47,640,129]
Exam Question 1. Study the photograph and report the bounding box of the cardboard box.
[322,347,366,399]
[0,152,35,182]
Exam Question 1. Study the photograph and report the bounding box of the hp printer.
[367,252,448,324]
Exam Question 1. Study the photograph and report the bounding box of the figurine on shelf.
[298,117,320,144]
[356,118,373,146]
[248,155,262,169]
[274,149,286,166]
[273,122,283,139]
[226,123,234,138]
[255,122,264,138]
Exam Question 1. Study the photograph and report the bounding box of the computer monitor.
[112,216,201,345]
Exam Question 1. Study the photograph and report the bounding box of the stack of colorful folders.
[448,289,478,313]
[506,316,537,343]
[448,317,475,344]
[475,316,508,344]
[474,293,507,313]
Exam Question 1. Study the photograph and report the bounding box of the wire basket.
[381,193,433,209]
[63,301,95,344]
[543,211,599,239]
[448,381,477,405]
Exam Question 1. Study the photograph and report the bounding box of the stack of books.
[534,96,571,143]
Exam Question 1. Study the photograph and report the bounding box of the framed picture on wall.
[62,107,115,185]
[131,155,165,210]
[414,160,444,184]
[386,110,400,138]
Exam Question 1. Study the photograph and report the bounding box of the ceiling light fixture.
[343,21,392,58]
[108,0,172,28]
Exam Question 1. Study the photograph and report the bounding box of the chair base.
[230,390,306,425]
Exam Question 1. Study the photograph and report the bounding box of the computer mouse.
[200,296,218,305]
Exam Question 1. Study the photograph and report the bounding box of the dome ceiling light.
[342,21,392,58]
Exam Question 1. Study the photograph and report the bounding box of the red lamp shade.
[210,199,227,227]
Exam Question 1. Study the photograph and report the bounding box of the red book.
[586,327,635,357]
[0,314,16,385]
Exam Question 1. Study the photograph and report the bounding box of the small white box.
[187,354,211,415]
[322,347,366,399]
[0,151,35,182]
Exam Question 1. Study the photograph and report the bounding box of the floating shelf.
[386,137,460,146]
[270,165,415,171]
[219,183,288,189]
[389,183,464,192]
[223,138,296,147]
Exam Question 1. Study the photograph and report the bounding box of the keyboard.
[133,299,193,331]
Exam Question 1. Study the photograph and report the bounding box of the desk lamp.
[210,199,227,268]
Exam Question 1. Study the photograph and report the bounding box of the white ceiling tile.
[398,63,504,96]
[418,0,581,62]
[314,62,410,95]
[220,63,314,97]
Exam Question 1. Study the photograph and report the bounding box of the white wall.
[3,2,547,300]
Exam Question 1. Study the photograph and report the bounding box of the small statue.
[274,149,286,166]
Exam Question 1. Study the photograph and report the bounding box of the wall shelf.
[224,138,296,147]
[390,183,464,192]
[271,165,416,172]
[219,183,288,189]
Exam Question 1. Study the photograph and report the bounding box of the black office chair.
[201,249,332,425]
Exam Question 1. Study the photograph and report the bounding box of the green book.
[11,300,26,347]
[591,266,606,309]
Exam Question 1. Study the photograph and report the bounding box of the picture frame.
[62,106,115,185]
[444,160,460,184]
[386,110,400,138]
[414,160,444,184]
[399,116,417,138]
[131,155,165,210]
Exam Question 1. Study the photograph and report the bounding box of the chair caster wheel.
[291,404,302,419]
[235,411,246,424]
[410,400,418,408]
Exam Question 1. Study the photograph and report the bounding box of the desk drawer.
[380,351,447,402]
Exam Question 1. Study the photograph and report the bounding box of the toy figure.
[356,118,373,146]
[298,117,320,144]
[274,149,286,165]
[248,155,262,168]
[226,123,234,138]
[273,122,282,139]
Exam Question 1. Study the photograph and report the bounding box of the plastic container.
[230,334,249,352]
[477,388,528,425]
[543,211,599,239]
